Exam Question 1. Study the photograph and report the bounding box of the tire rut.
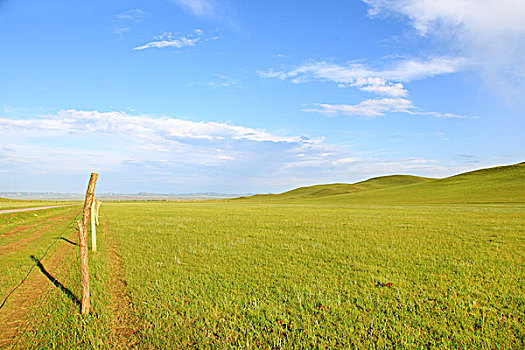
[106,218,141,349]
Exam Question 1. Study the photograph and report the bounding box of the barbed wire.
[0,206,82,312]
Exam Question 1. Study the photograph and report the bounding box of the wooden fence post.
[95,198,102,226]
[91,196,97,252]
[77,220,90,315]
[79,172,98,315]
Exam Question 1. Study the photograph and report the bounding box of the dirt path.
[0,204,80,215]
[0,228,78,349]
[0,208,142,349]
[0,212,78,261]
[105,218,141,349]
[1,210,76,238]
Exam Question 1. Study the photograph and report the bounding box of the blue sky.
[0,0,524,193]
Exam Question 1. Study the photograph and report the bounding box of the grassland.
[16,203,521,348]
[1,162,524,349]
[104,202,525,348]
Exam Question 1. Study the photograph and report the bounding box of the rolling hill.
[238,162,525,204]
[241,175,431,201]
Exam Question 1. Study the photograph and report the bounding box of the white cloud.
[409,111,475,119]
[261,56,465,85]
[0,110,309,144]
[0,110,326,190]
[134,31,204,50]
[304,98,414,117]
[113,27,130,35]
[355,78,407,97]
[113,9,146,22]
[260,56,466,98]
[383,57,468,81]
[364,0,525,100]
[195,73,238,88]
[111,9,145,35]
[303,98,473,119]
[0,110,351,192]
[218,155,234,160]
[332,157,358,165]
[364,0,525,37]
[172,0,216,17]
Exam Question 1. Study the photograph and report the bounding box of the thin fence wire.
[11,239,80,350]
[0,206,82,312]
[9,280,54,350]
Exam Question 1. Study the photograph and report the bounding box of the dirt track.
[0,204,80,215]
[0,212,78,349]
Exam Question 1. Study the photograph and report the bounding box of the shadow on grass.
[30,255,80,308]
[60,237,79,246]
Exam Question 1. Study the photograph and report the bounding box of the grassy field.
[100,201,525,349]
[16,202,522,349]
[1,163,524,349]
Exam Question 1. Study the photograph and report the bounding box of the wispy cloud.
[113,27,130,35]
[110,9,146,35]
[303,98,473,118]
[332,157,358,165]
[0,110,310,143]
[113,9,146,22]
[363,0,525,101]
[172,0,216,18]
[193,73,238,88]
[133,31,200,50]
[304,98,413,117]
[260,56,466,97]
[0,110,326,191]
[133,29,217,51]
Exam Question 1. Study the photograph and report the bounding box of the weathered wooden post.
[95,198,102,226]
[91,196,97,252]
[79,172,98,315]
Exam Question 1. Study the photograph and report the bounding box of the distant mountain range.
[3,162,524,203]
[0,192,251,201]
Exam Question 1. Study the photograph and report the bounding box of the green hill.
[238,175,431,201]
[239,162,525,204]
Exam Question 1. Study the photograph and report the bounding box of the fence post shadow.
[30,255,81,308]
